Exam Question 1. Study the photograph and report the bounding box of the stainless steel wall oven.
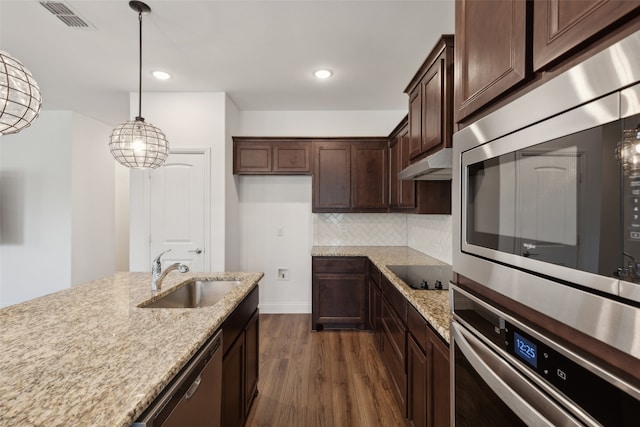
[452,30,640,425]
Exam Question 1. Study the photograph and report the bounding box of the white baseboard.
[258,302,311,314]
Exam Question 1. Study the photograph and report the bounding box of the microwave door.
[460,92,621,297]
[514,151,581,268]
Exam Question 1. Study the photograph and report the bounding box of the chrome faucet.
[151,249,190,291]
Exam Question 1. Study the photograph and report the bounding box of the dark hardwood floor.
[245,314,406,427]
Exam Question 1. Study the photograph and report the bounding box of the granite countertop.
[312,246,451,343]
[0,271,263,427]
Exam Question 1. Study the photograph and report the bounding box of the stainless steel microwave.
[453,30,640,362]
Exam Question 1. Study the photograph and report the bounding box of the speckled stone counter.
[311,246,451,343]
[0,271,263,427]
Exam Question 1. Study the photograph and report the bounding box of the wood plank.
[245,314,406,427]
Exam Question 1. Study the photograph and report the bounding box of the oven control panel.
[503,322,637,425]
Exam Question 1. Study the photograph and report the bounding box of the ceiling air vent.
[39,1,94,29]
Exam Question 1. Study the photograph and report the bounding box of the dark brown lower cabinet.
[407,302,451,427]
[428,326,451,427]
[381,299,407,414]
[408,334,428,427]
[222,332,245,427]
[221,287,259,427]
[368,263,383,351]
[312,257,367,330]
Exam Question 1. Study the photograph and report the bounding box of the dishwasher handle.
[452,322,590,427]
[183,375,202,400]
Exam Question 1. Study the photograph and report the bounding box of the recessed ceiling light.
[314,69,333,79]
[152,70,171,80]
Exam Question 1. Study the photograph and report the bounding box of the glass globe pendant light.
[109,1,168,169]
[0,51,42,134]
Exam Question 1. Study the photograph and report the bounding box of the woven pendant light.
[109,1,168,169]
[0,51,42,135]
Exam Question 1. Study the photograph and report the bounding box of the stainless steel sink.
[140,279,242,308]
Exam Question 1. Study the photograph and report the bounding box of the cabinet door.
[421,57,444,154]
[244,310,259,417]
[408,334,428,427]
[533,0,640,71]
[381,299,407,415]
[428,328,450,427]
[351,141,388,211]
[408,88,423,159]
[312,273,366,330]
[398,128,417,209]
[455,0,528,122]
[389,137,400,208]
[313,142,351,211]
[222,333,245,427]
[234,142,272,174]
[272,141,311,174]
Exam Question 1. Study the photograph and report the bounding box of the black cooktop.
[386,264,452,290]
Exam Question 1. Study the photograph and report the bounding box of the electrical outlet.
[277,268,289,281]
[277,226,284,236]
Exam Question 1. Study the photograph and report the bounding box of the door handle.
[188,248,203,254]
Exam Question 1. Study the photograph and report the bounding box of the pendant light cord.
[137,11,143,121]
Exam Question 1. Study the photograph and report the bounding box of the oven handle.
[452,322,587,427]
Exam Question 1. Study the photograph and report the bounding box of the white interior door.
[149,151,208,272]
[515,151,582,268]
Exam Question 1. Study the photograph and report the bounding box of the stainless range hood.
[398,148,452,180]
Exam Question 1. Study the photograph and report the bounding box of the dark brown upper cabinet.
[233,137,311,175]
[389,117,417,211]
[533,0,640,71]
[455,0,640,126]
[312,138,388,213]
[405,35,454,161]
[454,0,528,123]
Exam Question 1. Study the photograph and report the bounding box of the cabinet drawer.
[382,299,407,365]
[312,257,366,274]
[382,275,407,324]
[382,326,407,413]
[407,304,428,353]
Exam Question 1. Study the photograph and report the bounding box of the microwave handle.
[452,322,590,427]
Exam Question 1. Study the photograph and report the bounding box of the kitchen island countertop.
[0,271,263,427]
[312,246,451,343]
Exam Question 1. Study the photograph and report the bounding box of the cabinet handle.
[188,248,203,254]
[184,375,202,400]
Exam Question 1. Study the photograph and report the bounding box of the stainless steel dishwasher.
[133,330,223,427]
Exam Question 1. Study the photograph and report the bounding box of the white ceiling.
[0,0,455,127]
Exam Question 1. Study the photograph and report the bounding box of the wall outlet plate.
[277,268,289,281]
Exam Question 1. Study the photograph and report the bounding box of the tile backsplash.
[313,212,453,264]
[407,214,452,264]
[313,213,407,246]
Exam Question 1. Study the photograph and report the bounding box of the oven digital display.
[514,331,538,368]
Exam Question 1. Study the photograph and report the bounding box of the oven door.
[451,321,589,427]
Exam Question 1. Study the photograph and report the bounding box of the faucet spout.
[151,249,190,291]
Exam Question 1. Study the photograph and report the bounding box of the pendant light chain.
[137,10,143,120]
[109,1,169,169]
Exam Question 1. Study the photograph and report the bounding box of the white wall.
[71,113,115,285]
[239,110,405,137]
[224,95,241,271]
[239,175,313,312]
[237,109,404,313]
[0,111,115,307]
[0,112,72,307]
[129,92,230,272]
